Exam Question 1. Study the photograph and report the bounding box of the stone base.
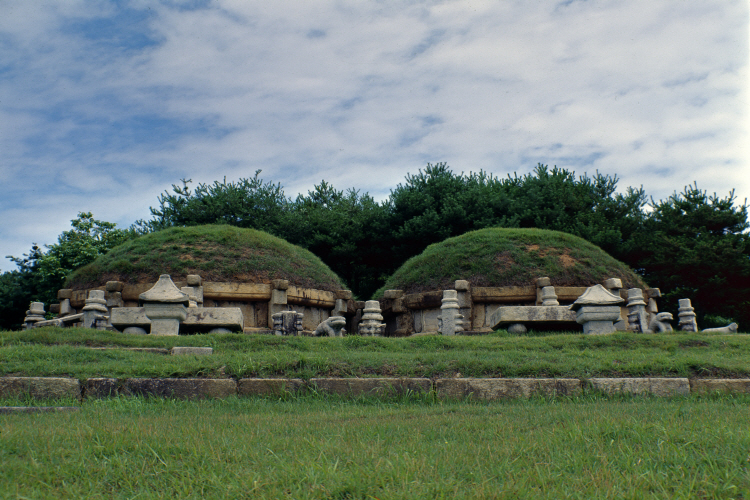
[582,320,617,335]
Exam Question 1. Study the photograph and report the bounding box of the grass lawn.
[1,327,749,380]
[1,394,748,499]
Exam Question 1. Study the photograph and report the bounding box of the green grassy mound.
[376,228,646,297]
[67,225,346,291]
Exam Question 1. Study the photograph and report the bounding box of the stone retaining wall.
[2,377,749,401]
[55,278,356,333]
[379,279,662,335]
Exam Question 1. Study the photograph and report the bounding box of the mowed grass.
[1,327,749,379]
[1,395,748,499]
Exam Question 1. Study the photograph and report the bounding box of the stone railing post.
[678,298,698,332]
[333,290,352,317]
[269,279,289,327]
[438,290,464,336]
[540,286,559,306]
[626,288,649,333]
[106,281,125,310]
[24,302,46,329]
[82,290,109,329]
[186,275,204,305]
[536,277,551,306]
[359,300,385,336]
[454,280,472,331]
[57,289,74,317]
[603,278,627,331]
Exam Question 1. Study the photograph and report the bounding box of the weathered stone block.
[588,378,690,397]
[238,378,304,396]
[335,290,353,300]
[489,306,577,330]
[435,378,581,400]
[84,378,119,398]
[186,274,202,286]
[454,280,471,291]
[383,290,404,300]
[106,281,125,292]
[122,378,236,399]
[309,378,432,397]
[271,279,289,290]
[0,377,81,400]
[57,289,73,300]
[689,379,750,395]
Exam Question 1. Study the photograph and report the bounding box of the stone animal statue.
[314,316,347,337]
[648,312,674,332]
[702,322,738,334]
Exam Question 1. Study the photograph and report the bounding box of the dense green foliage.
[2,396,748,499]
[0,213,136,330]
[67,225,345,291]
[2,328,749,379]
[3,163,748,328]
[376,227,646,296]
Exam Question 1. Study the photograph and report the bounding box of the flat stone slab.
[170,347,213,356]
[84,378,120,398]
[121,378,237,399]
[90,347,169,354]
[689,379,750,395]
[489,306,577,330]
[238,378,305,396]
[0,377,81,400]
[110,307,243,333]
[309,378,432,396]
[588,378,690,397]
[436,378,582,400]
[0,406,80,414]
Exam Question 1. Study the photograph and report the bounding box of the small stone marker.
[359,300,385,336]
[24,302,46,329]
[272,311,304,336]
[570,284,624,335]
[139,275,189,336]
[678,299,698,332]
[540,286,559,306]
[438,290,464,335]
[82,290,109,329]
[626,288,649,333]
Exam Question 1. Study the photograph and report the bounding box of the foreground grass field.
[1,395,748,499]
[1,327,749,379]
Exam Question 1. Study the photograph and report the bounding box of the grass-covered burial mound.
[375,228,646,297]
[67,225,346,291]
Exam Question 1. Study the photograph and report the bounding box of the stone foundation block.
[122,378,237,399]
[435,378,582,400]
[690,379,750,395]
[238,378,305,396]
[84,378,120,398]
[588,378,690,397]
[0,377,81,400]
[309,378,432,397]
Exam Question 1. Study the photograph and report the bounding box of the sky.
[1,0,748,272]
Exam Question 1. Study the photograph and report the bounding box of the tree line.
[2,163,749,330]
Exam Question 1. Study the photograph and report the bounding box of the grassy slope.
[375,227,646,298]
[67,225,346,292]
[2,328,749,379]
[1,396,748,499]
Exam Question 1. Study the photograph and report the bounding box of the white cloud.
[0,0,747,271]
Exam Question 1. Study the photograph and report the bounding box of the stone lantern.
[570,284,624,335]
[139,275,189,336]
[24,302,46,330]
